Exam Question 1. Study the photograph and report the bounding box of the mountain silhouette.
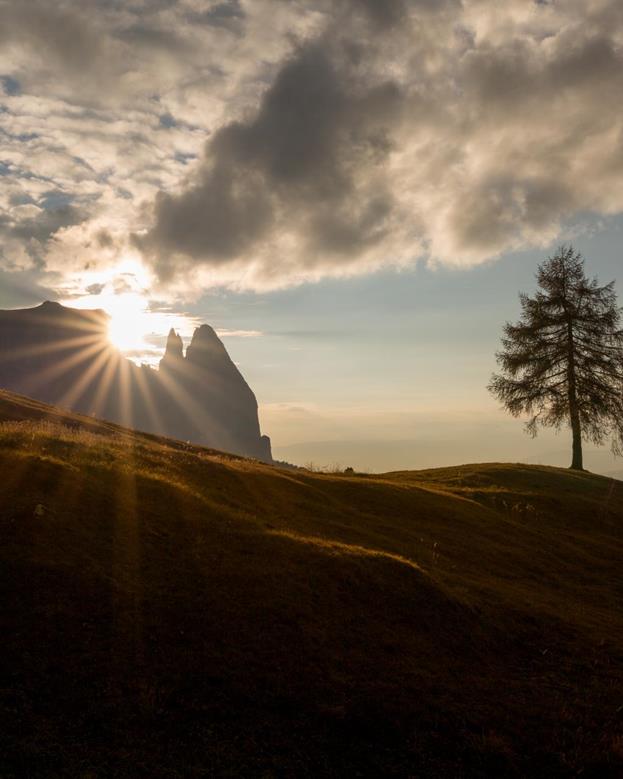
[0,301,271,461]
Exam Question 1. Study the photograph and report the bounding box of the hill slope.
[1,389,622,777]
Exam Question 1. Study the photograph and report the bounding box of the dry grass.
[1,389,622,777]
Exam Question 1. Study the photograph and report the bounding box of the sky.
[0,0,622,473]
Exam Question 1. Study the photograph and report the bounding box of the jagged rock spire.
[164,328,184,360]
[185,324,228,367]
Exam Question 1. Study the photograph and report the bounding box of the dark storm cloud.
[141,11,405,282]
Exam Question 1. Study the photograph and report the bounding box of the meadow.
[1,389,622,777]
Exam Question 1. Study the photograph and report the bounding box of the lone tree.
[489,246,623,470]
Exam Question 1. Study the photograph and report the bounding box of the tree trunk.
[566,316,584,470]
[570,410,583,470]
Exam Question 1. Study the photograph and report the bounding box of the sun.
[105,294,151,355]
[104,295,198,365]
[63,262,199,366]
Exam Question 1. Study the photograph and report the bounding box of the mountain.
[0,301,271,461]
[1,389,622,776]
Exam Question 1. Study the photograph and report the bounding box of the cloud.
[187,0,246,35]
[139,5,409,288]
[137,0,623,290]
[0,1,117,100]
[216,328,263,338]
[143,47,399,257]
[0,199,88,270]
[2,0,623,297]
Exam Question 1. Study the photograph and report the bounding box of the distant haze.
[272,438,623,479]
[267,411,623,477]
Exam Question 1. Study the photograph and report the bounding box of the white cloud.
[216,328,263,337]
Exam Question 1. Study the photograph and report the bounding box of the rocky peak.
[165,328,184,359]
[32,300,108,331]
[0,303,272,462]
[159,328,184,372]
[185,324,229,367]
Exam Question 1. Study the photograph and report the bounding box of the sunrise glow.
[60,263,198,366]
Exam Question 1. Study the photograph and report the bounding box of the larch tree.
[488,246,623,470]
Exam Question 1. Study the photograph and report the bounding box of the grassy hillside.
[1,389,622,777]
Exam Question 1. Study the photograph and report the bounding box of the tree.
[488,246,623,470]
